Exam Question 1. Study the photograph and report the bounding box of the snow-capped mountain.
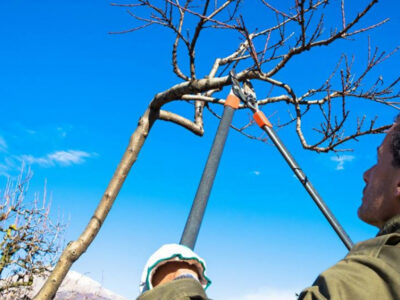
[2,271,129,300]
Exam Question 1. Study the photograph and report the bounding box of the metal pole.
[180,105,236,249]
[262,125,354,250]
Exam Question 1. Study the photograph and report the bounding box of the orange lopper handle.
[224,93,240,109]
[253,111,272,128]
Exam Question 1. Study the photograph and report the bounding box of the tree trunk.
[33,107,158,300]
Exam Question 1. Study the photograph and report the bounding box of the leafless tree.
[0,169,64,299]
[34,1,400,298]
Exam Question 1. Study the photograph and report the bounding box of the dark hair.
[391,114,400,167]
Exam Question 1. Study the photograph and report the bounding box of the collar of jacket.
[377,214,400,236]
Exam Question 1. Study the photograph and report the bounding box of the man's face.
[359,125,400,228]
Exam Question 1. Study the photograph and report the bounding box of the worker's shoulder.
[302,233,400,299]
[337,232,400,276]
[311,232,400,282]
[315,232,400,283]
[299,231,400,300]
[347,232,400,260]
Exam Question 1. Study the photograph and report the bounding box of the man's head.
[359,115,400,228]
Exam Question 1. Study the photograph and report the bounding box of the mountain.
[1,271,129,300]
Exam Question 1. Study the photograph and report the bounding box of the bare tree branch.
[159,109,204,135]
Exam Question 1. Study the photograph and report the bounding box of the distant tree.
[35,1,400,299]
[0,170,64,298]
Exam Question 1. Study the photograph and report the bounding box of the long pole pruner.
[180,70,240,249]
[230,70,353,250]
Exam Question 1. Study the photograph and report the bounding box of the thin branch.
[158,109,204,135]
[205,104,268,142]
[172,0,190,80]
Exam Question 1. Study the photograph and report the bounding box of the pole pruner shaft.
[180,90,240,249]
[232,72,353,250]
[262,123,353,250]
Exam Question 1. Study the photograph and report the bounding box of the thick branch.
[33,108,159,299]
[150,70,258,109]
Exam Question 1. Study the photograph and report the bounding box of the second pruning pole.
[230,73,354,251]
[180,84,240,250]
[260,123,353,250]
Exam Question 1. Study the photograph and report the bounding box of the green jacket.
[298,215,400,299]
[137,278,208,300]
[137,216,400,300]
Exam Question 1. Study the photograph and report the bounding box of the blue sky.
[1,1,400,299]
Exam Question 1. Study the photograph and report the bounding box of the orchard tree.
[0,170,64,298]
[34,1,400,298]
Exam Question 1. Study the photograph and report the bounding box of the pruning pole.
[253,110,354,250]
[180,92,240,249]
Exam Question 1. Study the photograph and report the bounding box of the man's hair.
[391,114,400,167]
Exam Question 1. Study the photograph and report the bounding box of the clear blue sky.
[1,1,400,299]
